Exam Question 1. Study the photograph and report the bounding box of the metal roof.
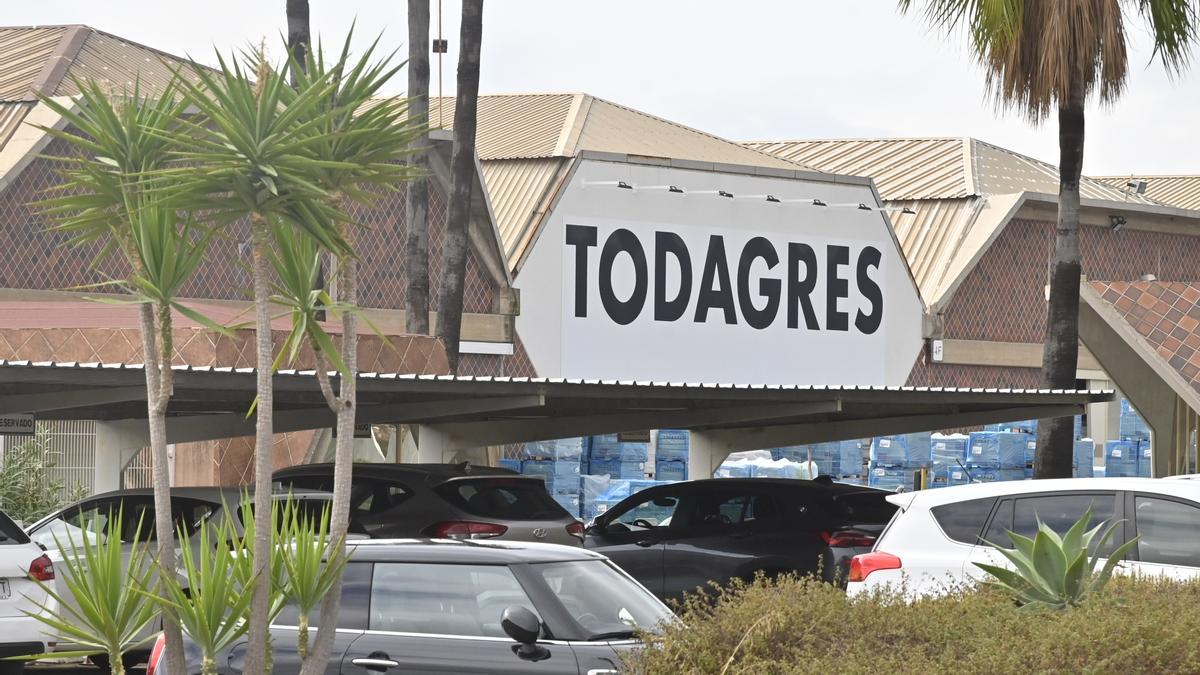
[0,26,68,101]
[746,137,1158,204]
[479,157,571,266]
[0,359,1110,450]
[1095,175,1200,210]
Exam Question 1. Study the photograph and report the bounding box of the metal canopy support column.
[687,431,736,480]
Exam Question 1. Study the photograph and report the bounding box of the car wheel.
[89,653,143,672]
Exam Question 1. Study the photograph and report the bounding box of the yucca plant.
[22,508,159,675]
[277,499,348,660]
[146,511,256,675]
[976,507,1139,610]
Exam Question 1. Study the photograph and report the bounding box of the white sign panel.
[0,414,35,436]
[514,160,924,386]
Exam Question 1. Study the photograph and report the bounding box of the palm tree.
[168,51,350,673]
[278,36,420,673]
[437,0,484,372]
[406,0,432,334]
[286,0,311,86]
[36,80,222,675]
[899,0,1198,478]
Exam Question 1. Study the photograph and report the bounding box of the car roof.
[273,462,520,484]
[894,477,1200,509]
[667,477,887,496]
[344,538,603,564]
[80,486,332,504]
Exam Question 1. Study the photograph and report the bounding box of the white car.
[0,508,55,674]
[847,477,1200,598]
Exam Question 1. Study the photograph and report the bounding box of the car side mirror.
[501,606,549,661]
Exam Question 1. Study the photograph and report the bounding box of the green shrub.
[0,432,87,523]
[624,574,1200,674]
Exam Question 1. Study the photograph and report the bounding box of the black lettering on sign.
[598,228,648,325]
[856,246,884,334]
[694,235,737,325]
[737,236,781,330]
[787,243,819,330]
[826,245,850,331]
[565,224,598,318]
[654,231,692,322]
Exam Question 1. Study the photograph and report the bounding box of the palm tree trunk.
[1035,93,1085,480]
[437,0,484,373]
[244,218,277,674]
[140,303,186,675]
[286,0,310,86]
[405,0,431,335]
[299,225,357,675]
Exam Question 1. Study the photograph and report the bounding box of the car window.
[436,478,566,520]
[1011,493,1118,554]
[930,497,996,544]
[534,560,674,637]
[687,491,778,534]
[606,492,680,531]
[0,511,28,544]
[982,499,1013,546]
[369,562,538,638]
[830,492,897,524]
[31,499,116,549]
[1134,496,1200,567]
[275,561,371,631]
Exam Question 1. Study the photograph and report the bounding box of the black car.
[273,463,583,546]
[584,478,896,599]
[155,539,674,674]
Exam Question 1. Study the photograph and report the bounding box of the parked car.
[848,477,1200,598]
[0,507,54,674]
[584,478,895,600]
[272,463,583,546]
[151,539,674,675]
[25,487,335,667]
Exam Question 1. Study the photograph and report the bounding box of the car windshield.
[532,560,673,639]
[436,478,566,520]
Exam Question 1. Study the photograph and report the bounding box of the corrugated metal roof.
[748,137,1160,205]
[0,102,33,151]
[54,28,203,97]
[0,26,68,100]
[427,93,803,169]
[746,138,969,199]
[1094,175,1200,210]
[885,197,982,303]
[429,93,577,160]
[480,157,571,267]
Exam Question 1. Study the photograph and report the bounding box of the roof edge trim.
[575,149,866,187]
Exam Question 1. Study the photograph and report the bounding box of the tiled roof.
[1095,175,1200,210]
[1091,280,1200,393]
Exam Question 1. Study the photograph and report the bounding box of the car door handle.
[352,657,400,671]
[635,539,658,547]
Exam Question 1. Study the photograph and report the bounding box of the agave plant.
[976,507,1139,610]
[146,511,256,675]
[22,507,159,675]
[277,498,348,660]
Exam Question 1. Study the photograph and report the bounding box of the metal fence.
[0,420,96,500]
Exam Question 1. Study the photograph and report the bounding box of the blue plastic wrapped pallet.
[1074,414,1084,439]
[1105,440,1140,477]
[713,461,752,478]
[1138,440,1153,477]
[588,458,646,480]
[967,466,1027,483]
[1073,439,1095,478]
[655,459,687,481]
[931,434,967,464]
[589,434,650,461]
[839,439,867,476]
[655,429,690,462]
[1119,399,1151,441]
[870,433,931,468]
[521,459,581,494]
[498,458,522,473]
[966,431,1031,468]
[777,442,842,474]
[553,493,580,518]
[868,464,912,490]
[521,437,587,460]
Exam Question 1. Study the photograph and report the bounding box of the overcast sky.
[11,1,1200,176]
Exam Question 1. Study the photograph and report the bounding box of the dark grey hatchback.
[158,539,673,674]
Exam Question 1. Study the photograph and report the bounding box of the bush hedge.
[624,575,1200,674]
